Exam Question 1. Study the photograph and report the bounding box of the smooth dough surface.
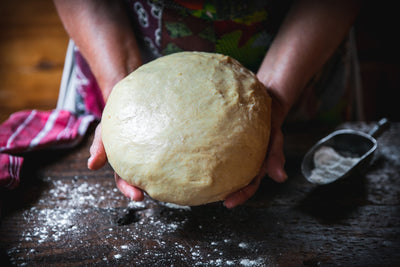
[102,52,271,206]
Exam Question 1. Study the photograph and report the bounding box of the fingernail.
[87,156,94,169]
[223,200,234,209]
[128,189,137,201]
[280,170,288,182]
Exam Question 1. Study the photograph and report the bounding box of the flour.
[238,242,248,249]
[41,178,127,208]
[309,146,360,184]
[21,207,81,244]
[9,176,274,266]
[240,258,265,266]
[162,202,191,211]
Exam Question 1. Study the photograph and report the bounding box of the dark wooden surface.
[1,121,399,266]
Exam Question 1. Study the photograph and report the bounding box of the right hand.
[224,95,288,208]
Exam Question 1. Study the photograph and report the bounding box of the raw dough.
[102,52,271,206]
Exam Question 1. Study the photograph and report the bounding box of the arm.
[53,0,142,100]
[224,0,360,208]
[54,0,144,201]
[257,0,360,116]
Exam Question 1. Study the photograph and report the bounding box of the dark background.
[355,2,400,121]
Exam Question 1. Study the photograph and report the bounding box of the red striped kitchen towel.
[0,40,102,190]
[0,110,95,189]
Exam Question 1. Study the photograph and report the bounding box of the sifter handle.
[368,118,390,138]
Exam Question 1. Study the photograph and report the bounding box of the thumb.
[88,124,108,170]
[265,128,288,183]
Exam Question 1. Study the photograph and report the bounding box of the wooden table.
[1,121,399,266]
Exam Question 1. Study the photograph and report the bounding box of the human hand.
[221,0,361,209]
[88,123,145,202]
[54,0,145,201]
[224,98,288,208]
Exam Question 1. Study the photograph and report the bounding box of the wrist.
[94,50,143,101]
[257,71,292,123]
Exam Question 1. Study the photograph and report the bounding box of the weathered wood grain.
[0,0,68,123]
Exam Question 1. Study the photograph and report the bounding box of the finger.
[265,155,287,183]
[265,129,287,183]
[114,173,144,201]
[223,175,262,209]
[88,124,108,170]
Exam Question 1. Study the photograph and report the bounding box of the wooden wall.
[0,0,68,123]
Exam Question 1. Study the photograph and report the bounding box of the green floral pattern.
[165,22,192,38]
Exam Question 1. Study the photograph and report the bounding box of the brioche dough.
[102,52,271,206]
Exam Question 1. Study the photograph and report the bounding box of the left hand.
[88,123,145,202]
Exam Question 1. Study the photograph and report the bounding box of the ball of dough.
[102,52,271,206]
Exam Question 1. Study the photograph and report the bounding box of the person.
[53,0,361,208]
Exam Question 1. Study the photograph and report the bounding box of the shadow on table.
[1,125,96,219]
[295,172,368,224]
[0,147,82,219]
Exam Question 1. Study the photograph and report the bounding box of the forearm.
[53,0,142,100]
[257,0,360,118]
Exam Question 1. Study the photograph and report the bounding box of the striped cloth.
[0,110,95,189]
[0,40,102,190]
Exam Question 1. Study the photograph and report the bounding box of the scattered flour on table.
[12,177,131,264]
[20,207,84,244]
[240,258,266,266]
[41,178,125,208]
[162,202,191,211]
[127,200,146,209]
[309,146,360,184]
[238,242,248,249]
[9,177,275,266]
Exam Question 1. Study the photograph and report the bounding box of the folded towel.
[0,110,95,189]
[0,40,103,190]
